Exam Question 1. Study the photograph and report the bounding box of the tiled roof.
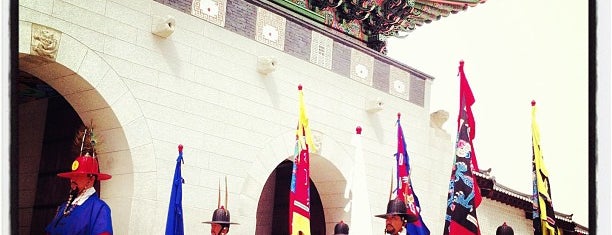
[575,224,589,234]
[409,0,486,29]
[474,169,588,234]
[268,0,487,52]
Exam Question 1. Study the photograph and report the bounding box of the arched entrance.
[15,51,138,233]
[256,160,326,235]
[248,131,353,234]
[16,19,145,233]
[15,71,92,234]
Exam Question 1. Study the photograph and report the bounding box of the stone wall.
[19,0,432,233]
[16,0,541,234]
[152,0,432,106]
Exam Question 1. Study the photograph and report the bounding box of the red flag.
[289,85,314,235]
[457,60,482,207]
[395,114,418,217]
[396,114,430,235]
[443,61,481,235]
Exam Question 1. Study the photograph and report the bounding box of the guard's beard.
[70,181,78,191]
[68,188,78,204]
[385,225,397,234]
[71,181,92,196]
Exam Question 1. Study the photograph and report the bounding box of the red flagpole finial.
[531,100,536,106]
[298,84,303,90]
[178,144,183,153]
[397,112,401,120]
[356,126,362,135]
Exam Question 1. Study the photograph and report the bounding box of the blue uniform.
[45,194,113,235]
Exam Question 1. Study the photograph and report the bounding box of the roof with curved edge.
[410,0,486,29]
[474,169,589,234]
[269,0,487,52]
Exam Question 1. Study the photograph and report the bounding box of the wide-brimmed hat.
[202,206,239,225]
[57,153,111,180]
[374,198,418,222]
[333,221,349,235]
[203,176,239,225]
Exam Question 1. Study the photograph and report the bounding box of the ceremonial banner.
[344,126,373,233]
[443,61,481,235]
[289,85,316,235]
[456,61,482,208]
[395,114,430,235]
[531,101,560,235]
[165,145,185,235]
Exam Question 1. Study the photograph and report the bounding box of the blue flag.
[396,114,430,235]
[165,145,185,235]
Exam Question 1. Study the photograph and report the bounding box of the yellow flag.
[291,213,311,235]
[532,102,560,235]
[297,86,316,152]
[290,85,313,235]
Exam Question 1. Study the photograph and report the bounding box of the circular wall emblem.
[200,0,219,16]
[393,80,406,93]
[71,160,79,171]
[262,25,279,42]
[355,64,368,79]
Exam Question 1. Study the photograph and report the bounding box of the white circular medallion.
[393,80,406,93]
[200,0,219,16]
[355,64,368,79]
[262,25,279,42]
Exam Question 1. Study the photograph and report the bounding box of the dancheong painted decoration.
[271,0,486,53]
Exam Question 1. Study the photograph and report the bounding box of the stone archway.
[240,130,355,234]
[15,70,93,234]
[17,20,149,234]
[256,160,326,235]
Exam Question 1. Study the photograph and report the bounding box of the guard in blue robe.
[45,146,113,235]
[45,193,112,235]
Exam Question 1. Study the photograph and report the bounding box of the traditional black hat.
[333,221,349,235]
[374,198,418,223]
[202,206,238,225]
[496,222,514,235]
[203,177,239,225]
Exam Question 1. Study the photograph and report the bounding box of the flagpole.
[531,100,560,235]
[396,113,430,235]
[443,61,481,235]
[289,84,312,235]
[347,126,373,234]
[165,144,185,235]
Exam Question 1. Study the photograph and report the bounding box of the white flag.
[344,127,373,233]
